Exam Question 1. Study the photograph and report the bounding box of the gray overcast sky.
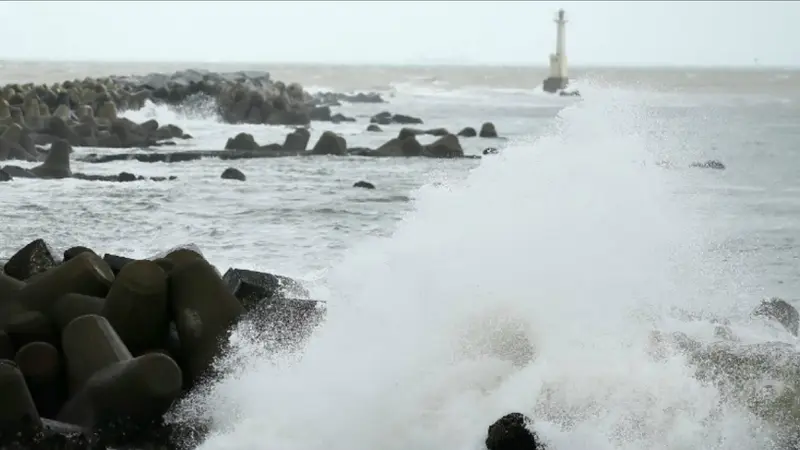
[0,1,796,67]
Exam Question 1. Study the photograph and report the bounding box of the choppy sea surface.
[2,61,800,450]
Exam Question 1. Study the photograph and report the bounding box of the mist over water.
[164,89,778,450]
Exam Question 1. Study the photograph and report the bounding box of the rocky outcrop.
[396,122,501,140]
[370,111,423,126]
[0,82,192,155]
[0,140,177,183]
[107,70,378,126]
[77,129,482,163]
[0,240,323,448]
[314,91,385,105]
[0,69,387,154]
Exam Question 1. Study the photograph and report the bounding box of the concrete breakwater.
[0,239,323,449]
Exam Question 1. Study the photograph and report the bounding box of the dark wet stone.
[486,413,544,450]
[3,239,57,281]
[221,167,246,181]
[353,180,375,189]
[222,268,309,310]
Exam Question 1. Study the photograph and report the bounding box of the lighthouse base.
[542,76,568,94]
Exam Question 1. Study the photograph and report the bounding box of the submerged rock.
[690,159,726,170]
[353,180,375,189]
[221,167,246,181]
[486,413,545,450]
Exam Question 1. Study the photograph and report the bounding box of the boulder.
[224,132,259,151]
[479,122,498,138]
[282,128,310,152]
[221,167,246,181]
[457,126,477,137]
[353,181,375,189]
[29,140,72,179]
[370,111,423,126]
[486,413,544,450]
[310,131,347,156]
[423,134,464,158]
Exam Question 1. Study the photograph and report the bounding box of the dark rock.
[52,293,106,332]
[310,131,347,156]
[370,111,423,126]
[372,136,423,157]
[425,127,449,136]
[118,172,136,182]
[458,127,477,138]
[58,315,182,428]
[102,254,135,275]
[3,238,57,281]
[753,297,799,336]
[282,128,310,152]
[10,251,115,319]
[1,165,37,178]
[483,147,499,155]
[353,180,375,189]
[309,106,331,121]
[222,268,310,310]
[315,91,385,104]
[423,134,464,158]
[101,260,169,355]
[0,169,10,182]
[221,167,246,181]
[479,122,498,138]
[398,127,421,140]
[5,310,57,350]
[224,132,259,151]
[0,360,42,435]
[690,160,726,170]
[486,413,544,450]
[15,341,65,418]
[367,124,382,132]
[331,113,356,123]
[29,140,72,179]
[169,257,245,388]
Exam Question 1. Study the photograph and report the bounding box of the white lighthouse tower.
[542,9,569,93]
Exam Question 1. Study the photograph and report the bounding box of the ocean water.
[1,62,800,449]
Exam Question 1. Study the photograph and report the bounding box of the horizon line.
[0,57,797,71]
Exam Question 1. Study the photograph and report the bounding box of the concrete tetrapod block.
[61,314,132,395]
[12,252,115,319]
[15,341,65,419]
[161,247,205,272]
[4,310,58,350]
[0,332,14,360]
[0,271,25,299]
[0,359,41,433]
[168,257,244,388]
[56,352,183,429]
[101,260,169,355]
[0,272,25,321]
[51,293,106,332]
